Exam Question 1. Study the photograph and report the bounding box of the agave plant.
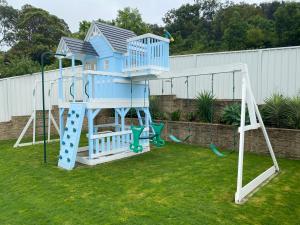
[196,91,216,122]
[286,96,300,129]
[261,93,290,128]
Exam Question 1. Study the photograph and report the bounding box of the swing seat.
[130,125,145,153]
[139,133,156,139]
[169,134,192,143]
[150,122,165,147]
[209,143,225,157]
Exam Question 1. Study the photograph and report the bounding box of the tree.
[246,15,276,48]
[114,7,150,35]
[274,2,300,46]
[260,1,282,20]
[163,3,211,54]
[72,20,91,40]
[0,2,18,48]
[11,4,71,63]
[0,56,40,78]
[222,11,248,50]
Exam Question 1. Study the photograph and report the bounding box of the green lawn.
[0,139,299,225]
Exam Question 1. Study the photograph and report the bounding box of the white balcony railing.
[123,33,169,73]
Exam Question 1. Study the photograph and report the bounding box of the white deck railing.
[123,33,169,73]
[90,128,149,158]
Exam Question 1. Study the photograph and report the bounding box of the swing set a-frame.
[158,63,280,203]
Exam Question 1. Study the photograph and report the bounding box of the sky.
[6,0,271,32]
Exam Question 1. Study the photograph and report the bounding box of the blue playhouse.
[55,22,170,170]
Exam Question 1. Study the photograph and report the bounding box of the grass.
[0,139,299,225]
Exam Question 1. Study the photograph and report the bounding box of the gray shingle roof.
[94,22,136,53]
[62,37,98,56]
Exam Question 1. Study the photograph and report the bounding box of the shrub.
[261,94,290,128]
[171,110,181,121]
[186,112,196,122]
[127,108,138,118]
[196,91,215,122]
[221,103,250,126]
[150,96,165,120]
[286,96,300,129]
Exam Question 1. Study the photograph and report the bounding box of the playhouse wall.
[93,77,148,100]
[89,35,124,73]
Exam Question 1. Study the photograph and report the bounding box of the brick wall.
[153,95,240,122]
[0,107,113,142]
[158,120,300,159]
[1,101,299,160]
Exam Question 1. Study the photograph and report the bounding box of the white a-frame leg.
[235,65,280,204]
[14,81,60,148]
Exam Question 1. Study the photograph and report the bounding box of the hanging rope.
[186,76,192,140]
[210,73,214,143]
[144,79,146,108]
[209,73,225,157]
[168,76,192,143]
[130,78,133,126]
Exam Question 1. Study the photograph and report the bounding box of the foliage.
[114,7,150,35]
[72,20,91,40]
[170,110,181,121]
[0,2,18,47]
[2,1,300,77]
[164,1,300,54]
[14,5,70,63]
[274,2,300,46]
[186,112,197,122]
[0,56,40,78]
[222,11,248,50]
[127,108,138,118]
[196,91,215,122]
[286,96,300,129]
[221,103,249,126]
[149,96,165,120]
[261,93,290,128]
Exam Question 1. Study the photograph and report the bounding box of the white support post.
[59,109,65,150]
[236,77,247,201]
[14,112,34,148]
[72,55,76,102]
[115,109,119,132]
[88,109,94,159]
[14,79,60,148]
[32,81,37,144]
[136,109,143,126]
[235,64,279,204]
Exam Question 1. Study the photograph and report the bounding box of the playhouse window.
[104,60,109,70]
[85,62,96,70]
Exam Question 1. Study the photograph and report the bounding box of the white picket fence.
[0,46,300,122]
